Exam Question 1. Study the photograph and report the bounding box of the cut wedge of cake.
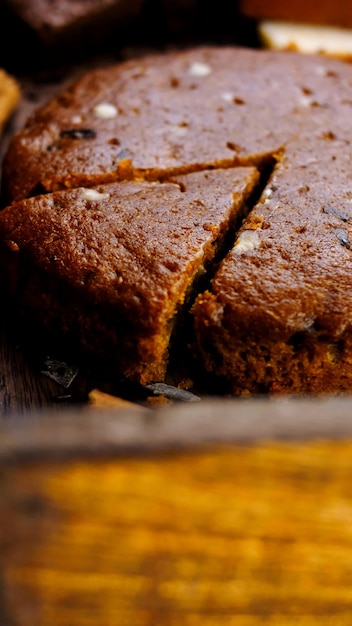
[0,168,259,383]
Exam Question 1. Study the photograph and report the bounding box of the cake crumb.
[233,230,261,253]
[88,388,144,410]
[82,188,110,201]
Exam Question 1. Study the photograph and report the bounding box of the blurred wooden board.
[2,399,352,625]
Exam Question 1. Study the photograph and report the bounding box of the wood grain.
[0,320,65,415]
[2,440,352,625]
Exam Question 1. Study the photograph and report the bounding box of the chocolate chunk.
[335,228,351,249]
[60,129,96,140]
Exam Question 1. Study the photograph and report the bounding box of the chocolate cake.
[2,45,352,394]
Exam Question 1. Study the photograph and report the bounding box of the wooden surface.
[1,398,352,624]
[0,316,65,415]
[2,433,352,625]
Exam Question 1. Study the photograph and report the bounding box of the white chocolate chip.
[188,62,212,77]
[71,115,83,124]
[315,65,326,76]
[93,102,118,119]
[82,188,110,201]
[221,92,234,102]
[233,230,261,254]
[298,155,318,167]
[262,187,272,202]
[170,125,188,136]
[299,96,313,108]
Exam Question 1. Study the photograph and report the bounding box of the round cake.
[1,45,352,394]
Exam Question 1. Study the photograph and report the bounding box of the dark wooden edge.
[1,395,352,463]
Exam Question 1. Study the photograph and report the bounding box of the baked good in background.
[258,21,352,60]
[239,0,352,28]
[1,0,350,73]
[0,68,20,196]
[0,0,144,70]
[0,0,144,48]
[0,0,256,72]
[2,45,352,396]
[0,69,20,135]
[239,0,352,59]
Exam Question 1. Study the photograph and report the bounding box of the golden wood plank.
[2,435,352,625]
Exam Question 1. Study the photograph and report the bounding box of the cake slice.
[0,167,259,383]
[192,160,352,395]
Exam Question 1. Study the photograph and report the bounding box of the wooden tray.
[2,397,352,625]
